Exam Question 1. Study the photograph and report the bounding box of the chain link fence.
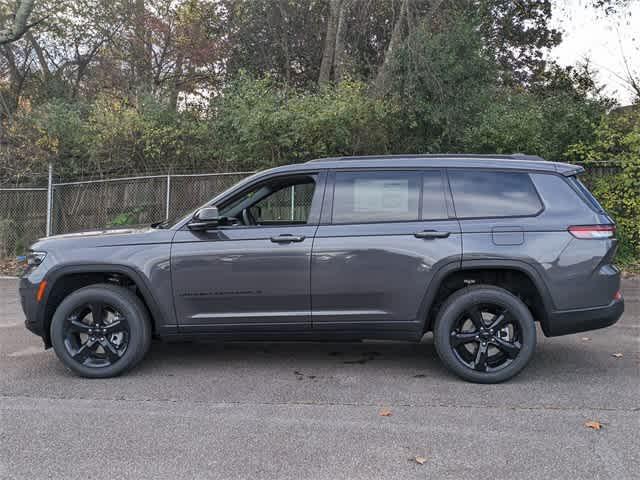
[52,176,168,234]
[0,171,253,258]
[0,188,48,258]
[168,173,250,220]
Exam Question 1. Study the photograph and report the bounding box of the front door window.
[220,176,316,226]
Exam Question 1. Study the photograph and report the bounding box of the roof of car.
[293,154,583,176]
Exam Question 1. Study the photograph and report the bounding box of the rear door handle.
[414,230,451,239]
[270,234,306,243]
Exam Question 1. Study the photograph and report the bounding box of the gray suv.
[19,154,624,383]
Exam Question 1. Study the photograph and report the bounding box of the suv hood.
[31,227,176,250]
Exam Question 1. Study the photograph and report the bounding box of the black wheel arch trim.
[39,263,174,345]
[418,259,555,333]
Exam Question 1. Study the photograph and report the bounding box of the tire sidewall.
[50,285,150,378]
[434,286,537,384]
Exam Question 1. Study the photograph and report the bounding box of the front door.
[311,169,462,333]
[171,172,325,332]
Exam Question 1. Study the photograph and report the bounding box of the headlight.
[26,251,47,267]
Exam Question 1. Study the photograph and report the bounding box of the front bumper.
[19,277,48,344]
[543,297,624,337]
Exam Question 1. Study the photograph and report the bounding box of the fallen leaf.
[581,337,591,341]
[379,408,392,417]
[585,420,602,430]
[413,456,427,465]
[612,353,623,358]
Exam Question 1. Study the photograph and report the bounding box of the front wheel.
[433,285,536,383]
[50,284,152,378]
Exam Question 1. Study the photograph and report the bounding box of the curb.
[0,276,19,280]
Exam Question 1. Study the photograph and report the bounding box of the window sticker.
[353,179,409,213]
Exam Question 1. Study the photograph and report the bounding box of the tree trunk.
[332,0,349,82]
[0,45,23,142]
[277,1,291,83]
[168,53,183,111]
[375,0,409,92]
[27,32,51,81]
[318,0,343,85]
[133,0,152,96]
[1,46,22,114]
[375,0,445,93]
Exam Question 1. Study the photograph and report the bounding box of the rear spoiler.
[556,164,585,176]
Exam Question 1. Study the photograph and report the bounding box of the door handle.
[414,230,451,239]
[270,234,306,243]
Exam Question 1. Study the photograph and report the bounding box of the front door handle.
[414,230,451,239]
[270,234,306,243]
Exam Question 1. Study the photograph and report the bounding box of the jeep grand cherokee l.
[19,154,624,383]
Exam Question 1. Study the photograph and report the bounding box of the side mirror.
[188,206,224,231]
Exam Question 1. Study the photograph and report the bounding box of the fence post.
[45,162,53,236]
[165,174,171,220]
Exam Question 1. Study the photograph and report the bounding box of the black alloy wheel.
[449,303,522,373]
[50,284,151,378]
[63,301,130,368]
[433,285,536,383]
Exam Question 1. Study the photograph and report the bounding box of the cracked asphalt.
[1,277,639,479]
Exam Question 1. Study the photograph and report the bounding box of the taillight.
[568,225,615,239]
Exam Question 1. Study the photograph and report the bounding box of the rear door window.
[332,171,420,223]
[448,170,542,218]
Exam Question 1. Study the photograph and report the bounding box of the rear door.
[311,169,462,333]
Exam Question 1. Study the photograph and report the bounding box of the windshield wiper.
[150,220,169,229]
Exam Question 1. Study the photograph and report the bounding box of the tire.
[50,284,152,378]
[433,285,536,384]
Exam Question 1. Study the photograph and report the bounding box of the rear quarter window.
[448,170,542,218]
[567,176,605,213]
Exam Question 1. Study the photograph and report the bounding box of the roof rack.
[306,153,545,163]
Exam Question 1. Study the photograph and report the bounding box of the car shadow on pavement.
[126,331,630,383]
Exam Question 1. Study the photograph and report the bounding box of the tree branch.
[0,0,37,45]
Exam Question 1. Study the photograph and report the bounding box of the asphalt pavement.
[1,277,638,479]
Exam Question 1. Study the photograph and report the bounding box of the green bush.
[566,110,640,267]
[108,208,145,228]
[591,173,640,265]
[210,76,398,169]
[386,13,497,153]
[463,90,605,161]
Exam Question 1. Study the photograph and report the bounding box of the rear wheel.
[50,284,151,378]
[433,285,536,383]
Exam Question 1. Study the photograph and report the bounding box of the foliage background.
[0,0,637,266]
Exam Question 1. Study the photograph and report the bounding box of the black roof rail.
[306,153,545,163]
